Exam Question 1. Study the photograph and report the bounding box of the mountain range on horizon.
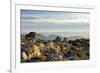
[21,33,89,41]
[38,33,88,41]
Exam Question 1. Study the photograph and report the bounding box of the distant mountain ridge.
[38,34,57,41]
[38,33,84,41]
[67,36,82,40]
[21,33,87,41]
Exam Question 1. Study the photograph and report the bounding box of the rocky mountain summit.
[21,32,89,63]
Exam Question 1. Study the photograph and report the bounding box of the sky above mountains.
[21,9,90,38]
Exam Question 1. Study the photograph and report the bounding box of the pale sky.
[21,9,90,38]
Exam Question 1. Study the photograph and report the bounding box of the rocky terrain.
[21,32,90,63]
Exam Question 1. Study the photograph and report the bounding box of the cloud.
[21,17,89,25]
[22,28,89,33]
[21,10,89,24]
[21,10,89,38]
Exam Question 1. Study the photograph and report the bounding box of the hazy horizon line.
[21,31,89,38]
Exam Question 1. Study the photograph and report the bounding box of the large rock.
[25,32,37,43]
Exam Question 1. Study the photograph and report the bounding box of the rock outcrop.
[21,32,90,63]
